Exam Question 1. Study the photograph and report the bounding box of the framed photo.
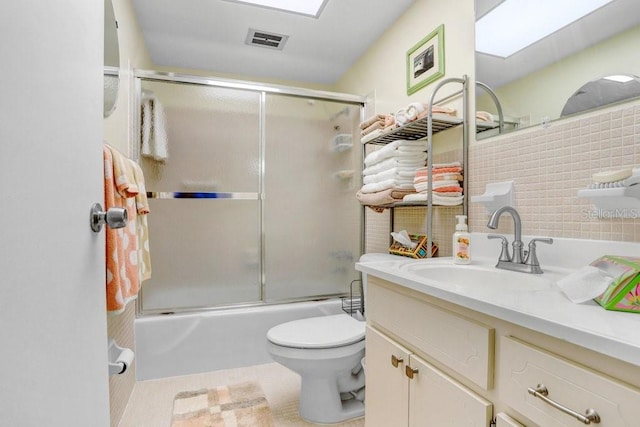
[406,24,445,95]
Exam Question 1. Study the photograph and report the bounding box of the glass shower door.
[138,80,262,312]
[263,94,362,301]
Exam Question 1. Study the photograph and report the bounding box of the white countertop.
[356,233,640,367]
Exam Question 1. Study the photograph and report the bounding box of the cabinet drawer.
[499,336,640,426]
[367,279,494,389]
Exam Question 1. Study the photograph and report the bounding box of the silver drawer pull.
[528,384,601,424]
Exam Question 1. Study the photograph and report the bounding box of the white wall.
[335,0,475,117]
[0,2,109,426]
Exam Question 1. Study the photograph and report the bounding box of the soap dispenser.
[452,215,471,264]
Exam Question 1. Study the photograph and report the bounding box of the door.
[0,2,109,426]
[408,354,493,426]
[365,326,410,427]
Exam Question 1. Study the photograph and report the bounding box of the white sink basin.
[400,262,554,292]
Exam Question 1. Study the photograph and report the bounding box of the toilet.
[267,313,366,424]
[266,253,399,424]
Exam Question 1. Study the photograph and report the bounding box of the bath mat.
[170,381,275,427]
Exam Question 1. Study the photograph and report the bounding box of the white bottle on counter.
[452,215,471,264]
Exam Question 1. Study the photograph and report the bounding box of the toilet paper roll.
[115,348,135,374]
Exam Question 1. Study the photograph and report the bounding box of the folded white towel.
[406,102,426,120]
[395,109,409,126]
[396,157,426,165]
[363,157,397,176]
[364,140,401,166]
[363,167,398,185]
[397,170,417,178]
[360,179,396,194]
[397,145,427,153]
[396,183,416,190]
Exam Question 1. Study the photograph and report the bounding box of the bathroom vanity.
[357,234,640,426]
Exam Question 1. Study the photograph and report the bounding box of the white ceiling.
[132,0,416,85]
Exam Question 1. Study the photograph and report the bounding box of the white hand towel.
[360,179,396,194]
[364,140,400,166]
[363,168,398,185]
[406,102,426,120]
[141,95,169,162]
[362,157,398,176]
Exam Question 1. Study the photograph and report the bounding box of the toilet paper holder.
[108,339,134,376]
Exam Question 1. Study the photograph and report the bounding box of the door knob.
[90,203,128,232]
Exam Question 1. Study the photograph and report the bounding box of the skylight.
[476,0,613,58]
[226,0,328,17]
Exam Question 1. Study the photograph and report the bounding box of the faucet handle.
[525,238,553,267]
[487,234,511,262]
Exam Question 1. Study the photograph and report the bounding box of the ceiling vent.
[245,28,289,50]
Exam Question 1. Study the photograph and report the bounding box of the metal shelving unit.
[363,75,469,257]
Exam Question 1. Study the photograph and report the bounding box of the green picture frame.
[406,24,445,95]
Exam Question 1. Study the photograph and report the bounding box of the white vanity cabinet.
[366,326,493,427]
[365,278,494,427]
[363,274,640,427]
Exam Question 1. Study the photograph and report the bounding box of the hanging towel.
[129,159,152,282]
[141,92,169,162]
[103,145,152,314]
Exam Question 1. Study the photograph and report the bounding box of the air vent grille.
[246,28,289,50]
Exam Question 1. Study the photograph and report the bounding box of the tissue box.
[389,234,438,259]
[591,255,640,313]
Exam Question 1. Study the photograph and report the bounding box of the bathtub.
[134,299,345,380]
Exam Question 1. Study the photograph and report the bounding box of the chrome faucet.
[486,206,553,274]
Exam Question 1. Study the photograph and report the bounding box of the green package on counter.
[591,255,640,313]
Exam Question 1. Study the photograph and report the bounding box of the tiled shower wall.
[365,100,640,255]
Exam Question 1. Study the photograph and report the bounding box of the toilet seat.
[267,314,364,349]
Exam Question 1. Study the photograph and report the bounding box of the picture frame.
[406,24,445,95]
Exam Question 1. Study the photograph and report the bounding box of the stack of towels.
[395,102,457,127]
[403,162,464,206]
[356,140,428,209]
[360,113,397,143]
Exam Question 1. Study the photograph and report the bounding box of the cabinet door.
[496,412,526,427]
[407,354,493,427]
[365,326,410,427]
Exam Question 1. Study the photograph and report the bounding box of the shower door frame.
[133,70,366,316]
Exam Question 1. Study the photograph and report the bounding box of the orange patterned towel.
[104,145,151,314]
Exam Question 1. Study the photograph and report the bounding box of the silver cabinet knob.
[90,203,128,232]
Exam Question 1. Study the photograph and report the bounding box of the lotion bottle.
[452,215,471,264]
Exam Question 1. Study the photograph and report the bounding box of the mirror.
[475,0,640,138]
[104,0,120,118]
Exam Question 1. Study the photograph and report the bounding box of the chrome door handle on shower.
[90,203,128,232]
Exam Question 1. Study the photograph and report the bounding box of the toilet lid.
[267,314,365,349]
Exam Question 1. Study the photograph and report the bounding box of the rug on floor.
[170,381,275,427]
